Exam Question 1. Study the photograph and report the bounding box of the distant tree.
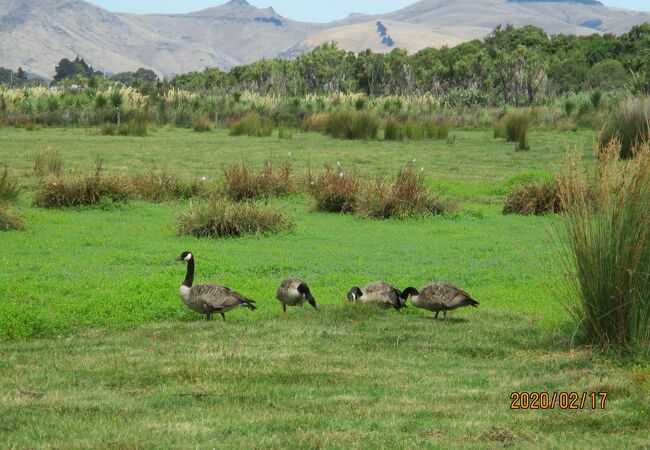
[53,56,98,82]
[586,59,629,90]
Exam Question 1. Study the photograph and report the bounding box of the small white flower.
[412,159,417,163]
[339,172,344,178]
[420,167,425,172]
[288,152,292,158]
[336,161,341,167]
[201,176,208,181]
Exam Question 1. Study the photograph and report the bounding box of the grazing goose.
[275,279,318,313]
[402,283,479,319]
[347,282,408,310]
[176,251,256,322]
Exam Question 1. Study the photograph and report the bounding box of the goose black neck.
[183,258,195,288]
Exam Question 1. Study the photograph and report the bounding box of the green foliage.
[502,180,561,216]
[277,126,293,140]
[100,111,150,137]
[383,118,450,141]
[325,111,379,140]
[0,166,20,202]
[599,97,650,159]
[559,143,650,356]
[53,56,98,82]
[221,161,296,201]
[586,59,629,91]
[177,198,293,238]
[229,112,273,137]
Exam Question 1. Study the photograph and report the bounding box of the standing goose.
[275,279,318,313]
[347,282,408,310]
[402,283,479,319]
[176,251,256,322]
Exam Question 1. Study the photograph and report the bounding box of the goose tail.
[241,299,257,311]
[466,297,479,308]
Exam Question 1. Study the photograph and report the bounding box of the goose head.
[347,287,363,302]
[400,287,419,300]
[176,251,193,262]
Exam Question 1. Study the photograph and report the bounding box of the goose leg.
[443,311,448,320]
[206,314,212,321]
[434,311,439,320]
[221,313,226,322]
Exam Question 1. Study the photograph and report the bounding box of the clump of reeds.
[355,164,453,219]
[222,161,296,201]
[33,147,63,177]
[177,198,293,238]
[558,140,650,355]
[229,112,273,137]
[599,97,650,159]
[503,180,562,216]
[307,165,360,213]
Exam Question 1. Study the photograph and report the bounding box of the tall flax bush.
[559,141,650,355]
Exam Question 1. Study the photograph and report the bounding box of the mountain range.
[1,0,649,79]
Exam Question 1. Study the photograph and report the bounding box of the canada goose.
[275,279,318,313]
[347,282,408,310]
[402,283,479,319]
[176,251,256,322]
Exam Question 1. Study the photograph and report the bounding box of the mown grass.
[1,308,648,448]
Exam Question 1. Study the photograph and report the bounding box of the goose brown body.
[177,251,256,321]
[347,282,407,310]
[406,283,478,318]
[275,278,317,312]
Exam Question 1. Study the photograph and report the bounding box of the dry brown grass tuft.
[503,180,562,216]
[222,161,296,201]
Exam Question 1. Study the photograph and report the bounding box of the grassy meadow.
[1,127,648,448]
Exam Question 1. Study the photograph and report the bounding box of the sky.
[87,0,650,22]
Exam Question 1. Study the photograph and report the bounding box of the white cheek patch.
[184,253,193,261]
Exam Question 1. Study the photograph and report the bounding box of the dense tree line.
[171,24,650,105]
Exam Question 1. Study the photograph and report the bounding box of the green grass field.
[1,127,648,448]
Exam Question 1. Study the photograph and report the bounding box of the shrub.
[599,97,650,159]
[33,147,63,177]
[278,126,293,140]
[308,165,360,213]
[558,141,650,355]
[193,119,214,132]
[0,166,20,202]
[355,165,452,219]
[229,112,273,137]
[177,199,293,238]
[222,161,296,201]
[129,170,201,202]
[101,112,151,137]
[0,204,24,231]
[325,111,379,140]
[34,166,131,208]
[434,120,451,140]
[502,181,561,215]
[384,119,404,141]
[301,113,329,133]
[495,110,532,151]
